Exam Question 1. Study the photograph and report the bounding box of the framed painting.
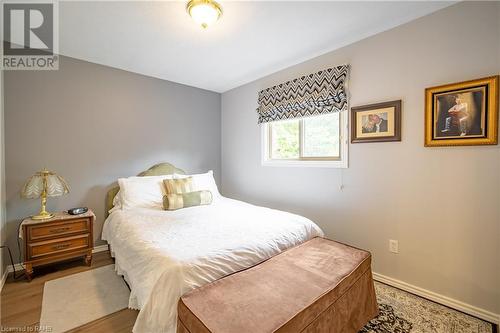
[351,100,401,143]
[425,76,498,147]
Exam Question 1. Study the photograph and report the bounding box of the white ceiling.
[59,1,453,93]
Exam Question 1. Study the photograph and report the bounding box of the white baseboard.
[6,262,26,273]
[373,272,500,325]
[5,245,109,274]
[92,244,109,254]
[0,269,8,292]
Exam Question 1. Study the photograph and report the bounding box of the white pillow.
[174,170,221,198]
[117,175,174,210]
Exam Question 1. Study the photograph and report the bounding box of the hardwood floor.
[0,251,138,333]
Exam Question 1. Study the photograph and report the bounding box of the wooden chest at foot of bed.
[177,237,378,333]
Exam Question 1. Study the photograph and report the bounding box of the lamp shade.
[21,169,69,198]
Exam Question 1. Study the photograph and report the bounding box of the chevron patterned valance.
[256,65,349,124]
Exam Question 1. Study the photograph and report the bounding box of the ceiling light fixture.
[186,0,223,29]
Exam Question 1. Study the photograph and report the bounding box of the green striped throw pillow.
[163,190,213,210]
[163,177,193,194]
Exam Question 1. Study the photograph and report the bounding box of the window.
[262,113,348,168]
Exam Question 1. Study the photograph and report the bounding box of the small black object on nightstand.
[67,207,88,215]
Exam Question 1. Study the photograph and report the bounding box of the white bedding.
[102,197,324,333]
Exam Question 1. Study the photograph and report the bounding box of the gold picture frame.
[425,75,498,147]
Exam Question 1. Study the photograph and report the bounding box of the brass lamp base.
[31,211,54,220]
[31,189,55,220]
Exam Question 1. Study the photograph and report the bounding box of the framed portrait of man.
[425,76,498,147]
[351,100,402,143]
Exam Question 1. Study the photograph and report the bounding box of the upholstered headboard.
[105,162,185,218]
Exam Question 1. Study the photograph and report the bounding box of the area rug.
[360,282,493,333]
[39,265,130,333]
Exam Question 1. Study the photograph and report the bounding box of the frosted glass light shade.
[187,0,222,29]
[22,169,70,198]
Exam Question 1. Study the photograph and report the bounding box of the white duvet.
[102,197,324,333]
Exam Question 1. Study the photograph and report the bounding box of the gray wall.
[221,2,500,314]
[4,56,221,256]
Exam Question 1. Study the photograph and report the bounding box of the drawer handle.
[50,227,71,233]
[52,243,71,250]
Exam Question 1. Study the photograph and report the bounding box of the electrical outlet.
[389,240,399,254]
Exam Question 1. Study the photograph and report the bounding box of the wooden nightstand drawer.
[28,234,91,260]
[21,210,95,281]
[28,219,90,241]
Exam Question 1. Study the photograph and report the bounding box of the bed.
[101,163,324,333]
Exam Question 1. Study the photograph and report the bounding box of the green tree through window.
[269,113,340,160]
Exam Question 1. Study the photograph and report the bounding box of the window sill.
[262,159,348,168]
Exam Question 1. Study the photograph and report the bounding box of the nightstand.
[20,210,95,281]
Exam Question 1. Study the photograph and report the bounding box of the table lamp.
[21,169,70,220]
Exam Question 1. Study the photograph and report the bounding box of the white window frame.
[261,112,348,168]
